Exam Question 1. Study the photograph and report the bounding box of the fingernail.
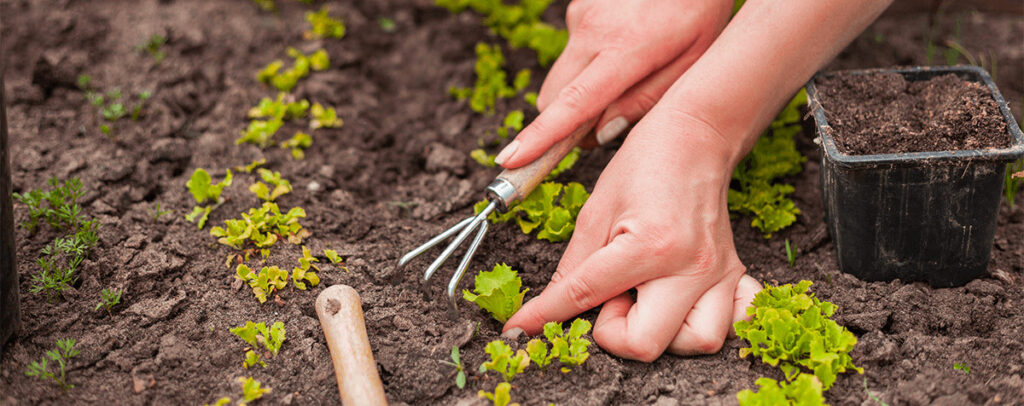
[501,327,524,340]
[494,140,519,166]
[596,116,629,145]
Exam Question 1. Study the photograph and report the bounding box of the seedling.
[185,168,233,229]
[243,350,265,369]
[478,340,530,382]
[496,110,524,139]
[378,17,396,32]
[863,377,890,406]
[954,362,971,375]
[13,177,87,233]
[437,0,566,66]
[280,131,312,159]
[291,246,321,290]
[231,321,287,362]
[211,202,310,252]
[733,280,862,389]
[247,93,309,121]
[239,376,270,403]
[439,345,467,389]
[149,203,171,222]
[137,34,167,63]
[235,264,289,303]
[31,222,100,301]
[238,118,284,148]
[310,102,342,129]
[543,319,592,372]
[525,339,552,370]
[449,42,530,114]
[474,181,589,242]
[249,169,292,202]
[785,239,796,267]
[25,338,80,391]
[251,0,275,11]
[237,159,267,173]
[523,92,537,107]
[463,263,528,323]
[94,288,122,315]
[736,374,826,406]
[478,382,517,406]
[257,48,330,92]
[305,6,346,39]
[78,84,152,137]
[324,249,349,272]
[471,149,497,167]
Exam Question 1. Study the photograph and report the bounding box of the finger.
[536,38,594,112]
[666,273,742,356]
[503,233,647,336]
[594,38,706,146]
[549,198,611,285]
[593,275,715,362]
[496,51,659,168]
[729,274,762,334]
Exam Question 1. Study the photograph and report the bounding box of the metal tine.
[422,201,497,283]
[398,216,475,268]
[447,220,488,318]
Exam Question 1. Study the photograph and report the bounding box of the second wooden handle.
[495,119,597,205]
[315,285,388,406]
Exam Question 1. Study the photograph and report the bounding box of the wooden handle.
[315,285,388,406]
[495,119,597,205]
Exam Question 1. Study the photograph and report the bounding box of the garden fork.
[399,120,597,318]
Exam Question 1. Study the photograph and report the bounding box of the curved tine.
[448,220,489,303]
[423,202,496,283]
[398,216,475,268]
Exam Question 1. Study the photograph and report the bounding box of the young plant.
[324,249,349,272]
[310,102,342,129]
[247,93,309,121]
[463,263,528,323]
[474,181,589,242]
[785,239,796,267]
[257,48,330,92]
[478,382,517,406]
[305,6,346,39]
[437,0,567,66]
[954,362,971,375]
[137,34,167,63]
[448,42,530,114]
[235,265,289,304]
[249,169,292,202]
[77,84,152,136]
[25,338,80,391]
[185,168,233,229]
[736,374,826,406]
[211,202,310,252]
[525,338,552,370]
[733,280,862,389]
[439,345,467,389]
[239,376,271,403]
[12,177,87,233]
[238,117,284,148]
[280,131,313,159]
[231,321,287,361]
[237,159,268,173]
[378,17,397,32]
[291,246,321,290]
[543,318,592,372]
[31,224,100,301]
[478,340,530,382]
[94,288,122,315]
[149,203,171,222]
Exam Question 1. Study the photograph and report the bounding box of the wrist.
[625,109,741,186]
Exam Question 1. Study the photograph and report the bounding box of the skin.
[498,0,894,361]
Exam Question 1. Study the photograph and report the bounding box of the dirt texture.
[816,72,1010,155]
[1,1,1023,405]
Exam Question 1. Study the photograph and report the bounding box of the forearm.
[651,0,892,166]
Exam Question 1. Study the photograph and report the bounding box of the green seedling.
[211,202,310,252]
[239,376,270,403]
[235,265,289,303]
[78,85,152,136]
[437,0,566,66]
[13,177,87,233]
[463,263,528,323]
[543,318,592,372]
[243,350,265,369]
[954,362,971,375]
[496,110,524,138]
[231,321,287,366]
[257,48,330,92]
[239,118,284,148]
[324,249,349,272]
[251,0,275,11]
[25,338,80,391]
[474,181,588,242]
[545,147,580,180]
[310,102,342,129]
[863,377,890,406]
[280,131,313,159]
[471,149,497,167]
[248,93,309,121]
[737,374,826,406]
[149,203,172,222]
[479,340,530,382]
[449,42,530,114]
[291,246,321,290]
[733,280,862,389]
[249,169,292,202]
[439,345,467,389]
[94,288,122,315]
[137,34,167,63]
[523,91,538,107]
[185,168,233,229]
[237,159,268,173]
[378,17,396,32]
[305,6,346,39]
[478,382,516,406]
[785,239,796,267]
[525,338,552,370]
[31,222,100,301]
[204,397,231,406]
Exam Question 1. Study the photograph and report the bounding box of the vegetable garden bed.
[1,0,1023,404]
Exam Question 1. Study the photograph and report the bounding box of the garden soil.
[1,1,1023,405]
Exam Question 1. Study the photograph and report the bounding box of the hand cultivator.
[399,120,596,316]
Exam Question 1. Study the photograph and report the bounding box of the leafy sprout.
[474,181,589,242]
[439,345,467,389]
[149,203,172,222]
[230,321,287,362]
[249,169,292,202]
[785,239,796,267]
[954,362,971,375]
[235,264,289,304]
[737,374,826,406]
[291,246,321,290]
[310,102,342,129]
[25,338,80,391]
[305,6,346,40]
[478,340,530,382]
[478,382,517,406]
[210,202,310,253]
[12,177,87,233]
[542,319,592,372]
[378,17,397,32]
[448,43,530,114]
[280,131,313,160]
[463,263,528,323]
[137,34,167,63]
[257,48,330,92]
[94,288,123,315]
[185,168,233,229]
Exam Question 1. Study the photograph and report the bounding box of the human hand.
[494,0,733,167]
[502,111,761,361]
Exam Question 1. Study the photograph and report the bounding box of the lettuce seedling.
[280,132,313,159]
[243,350,265,369]
[439,345,467,389]
[231,321,287,357]
[479,340,530,382]
[239,376,271,403]
[471,149,498,167]
[137,34,167,63]
[543,318,592,372]
[291,246,321,290]
[463,263,528,323]
[525,338,552,370]
[545,147,580,180]
[257,48,330,92]
[249,169,293,202]
[94,288,122,315]
[478,382,517,406]
[733,280,861,389]
[496,110,524,139]
[211,202,310,251]
[378,17,397,32]
[248,93,309,121]
[523,91,538,107]
[310,102,342,129]
[437,0,566,67]
[324,249,350,272]
[449,43,530,114]
[305,6,346,39]
[737,374,826,406]
[474,181,589,242]
[235,265,289,303]
[186,168,233,229]
[237,159,267,173]
[238,118,284,148]
[954,362,971,374]
[25,338,80,391]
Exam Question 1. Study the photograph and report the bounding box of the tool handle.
[315,285,388,406]
[491,119,597,209]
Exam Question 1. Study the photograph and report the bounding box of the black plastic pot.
[806,66,1024,287]
[1,46,19,346]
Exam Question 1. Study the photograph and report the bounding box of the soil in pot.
[814,72,1010,155]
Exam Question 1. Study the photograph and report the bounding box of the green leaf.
[480,340,530,382]
[305,6,346,39]
[462,263,528,323]
[737,374,826,406]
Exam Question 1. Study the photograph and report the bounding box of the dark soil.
[1,1,1023,405]
[816,72,1011,155]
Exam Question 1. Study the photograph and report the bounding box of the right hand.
[495,0,733,167]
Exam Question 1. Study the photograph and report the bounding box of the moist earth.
[1,1,1023,405]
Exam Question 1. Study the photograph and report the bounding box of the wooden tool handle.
[494,119,597,206]
[315,285,388,406]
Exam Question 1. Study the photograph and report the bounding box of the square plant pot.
[805,66,1024,287]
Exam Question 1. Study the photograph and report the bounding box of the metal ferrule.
[485,178,517,212]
